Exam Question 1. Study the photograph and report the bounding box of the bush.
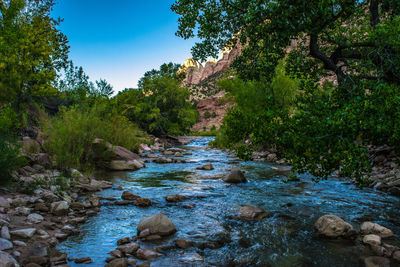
[42,103,148,171]
[204,110,211,119]
[0,136,24,184]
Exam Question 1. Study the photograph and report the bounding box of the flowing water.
[58,137,400,266]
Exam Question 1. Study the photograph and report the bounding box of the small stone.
[105,258,127,267]
[0,197,10,208]
[180,252,204,263]
[1,226,10,240]
[0,238,13,250]
[15,206,31,216]
[50,201,69,216]
[196,163,214,170]
[137,262,150,267]
[27,213,44,224]
[175,239,193,249]
[74,257,93,264]
[238,206,269,221]
[117,243,140,255]
[34,203,49,212]
[108,249,122,258]
[134,197,151,207]
[165,194,186,202]
[10,228,36,239]
[13,240,27,247]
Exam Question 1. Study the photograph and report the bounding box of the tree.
[172,0,400,85]
[0,0,69,111]
[137,62,184,89]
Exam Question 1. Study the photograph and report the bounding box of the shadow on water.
[58,137,400,267]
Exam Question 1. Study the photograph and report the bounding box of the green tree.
[0,0,69,111]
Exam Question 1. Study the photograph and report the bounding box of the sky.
[52,0,199,92]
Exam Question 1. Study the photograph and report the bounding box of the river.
[58,137,400,266]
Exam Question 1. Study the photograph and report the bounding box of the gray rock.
[117,243,140,255]
[27,213,44,224]
[0,251,19,267]
[15,207,31,216]
[314,215,356,239]
[50,201,69,216]
[137,213,176,237]
[223,169,247,183]
[0,238,12,250]
[360,222,394,238]
[13,240,26,247]
[179,252,204,263]
[10,228,36,239]
[1,227,10,240]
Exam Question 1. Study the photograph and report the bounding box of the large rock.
[314,215,356,239]
[109,160,144,171]
[137,213,176,237]
[238,206,269,221]
[0,238,12,251]
[0,251,19,267]
[364,256,390,267]
[50,201,69,216]
[10,228,36,239]
[360,222,394,238]
[223,169,247,183]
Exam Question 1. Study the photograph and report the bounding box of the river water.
[58,137,400,266]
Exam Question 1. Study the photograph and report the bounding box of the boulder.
[109,160,144,171]
[0,251,19,267]
[314,215,356,239]
[10,228,36,239]
[196,163,214,170]
[27,213,44,224]
[135,248,162,260]
[363,234,382,246]
[121,191,140,201]
[360,222,394,238]
[137,213,176,237]
[238,206,269,221]
[165,194,186,202]
[363,256,390,267]
[0,238,12,251]
[50,201,69,216]
[105,258,127,267]
[223,168,246,183]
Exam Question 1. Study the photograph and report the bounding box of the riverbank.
[1,137,400,266]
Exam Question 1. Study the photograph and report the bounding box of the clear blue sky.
[52,0,198,92]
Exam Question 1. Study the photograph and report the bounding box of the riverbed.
[58,137,400,266]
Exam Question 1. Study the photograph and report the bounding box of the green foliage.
[0,106,20,137]
[115,64,198,136]
[203,110,211,119]
[137,62,184,89]
[0,0,69,110]
[42,103,148,171]
[0,136,24,184]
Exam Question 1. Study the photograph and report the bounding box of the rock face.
[360,222,394,238]
[137,213,177,237]
[223,169,247,183]
[238,206,269,221]
[314,215,356,239]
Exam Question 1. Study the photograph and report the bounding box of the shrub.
[204,110,211,119]
[42,104,148,171]
[0,136,24,184]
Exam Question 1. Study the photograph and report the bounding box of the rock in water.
[360,222,394,238]
[196,163,214,170]
[238,206,269,221]
[136,248,162,260]
[121,191,140,201]
[223,169,247,183]
[137,213,176,237]
[314,215,356,239]
[165,194,186,202]
[105,258,127,267]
